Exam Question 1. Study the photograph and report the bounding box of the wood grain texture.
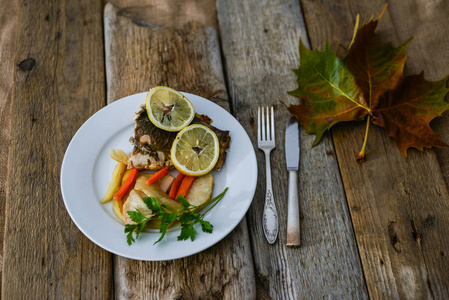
[104,3,255,299]
[108,0,218,30]
[217,0,368,298]
[301,0,449,298]
[385,0,449,190]
[1,0,112,298]
[0,0,18,295]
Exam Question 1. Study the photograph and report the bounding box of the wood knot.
[18,58,36,71]
[388,221,401,253]
[410,219,421,246]
[423,214,435,228]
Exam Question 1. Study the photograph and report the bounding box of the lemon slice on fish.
[146,86,195,132]
[171,124,220,176]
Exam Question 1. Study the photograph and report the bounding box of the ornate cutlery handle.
[287,170,300,247]
[263,151,278,244]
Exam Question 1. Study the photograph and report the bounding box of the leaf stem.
[356,116,371,162]
[348,14,360,50]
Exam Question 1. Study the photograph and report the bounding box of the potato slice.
[134,174,182,212]
[185,173,214,207]
[122,189,154,224]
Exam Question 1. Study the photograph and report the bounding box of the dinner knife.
[285,117,301,247]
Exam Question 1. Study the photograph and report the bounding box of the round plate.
[60,92,257,261]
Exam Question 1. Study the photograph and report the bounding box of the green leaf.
[177,195,193,210]
[178,212,197,224]
[161,212,178,224]
[178,223,197,241]
[125,224,137,246]
[143,197,163,213]
[135,221,147,239]
[287,40,368,145]
[199,220,213,233]
[127,211,146,223]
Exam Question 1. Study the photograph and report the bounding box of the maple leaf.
[287,41,368,145]
[372,73,449,156]
[287,9,449,160]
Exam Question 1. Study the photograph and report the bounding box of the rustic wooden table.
[1,0,448,298]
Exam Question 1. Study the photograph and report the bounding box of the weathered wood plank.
[0,0,18,295]
[217,0,368,298]
[300,0,449,298]
[385,0,449,189]
[104,3,255,299]
[2,0,112,298]
[109,0,218,30]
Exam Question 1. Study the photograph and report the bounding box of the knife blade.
[285,117,301,247]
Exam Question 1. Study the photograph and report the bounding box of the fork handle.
[287,170,300,247]
[262,151,278,244]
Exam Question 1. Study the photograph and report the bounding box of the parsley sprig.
[125,187,228,245]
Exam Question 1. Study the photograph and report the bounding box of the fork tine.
[261,106,266,141]
[271,106,275,141]
[266,107,270,141]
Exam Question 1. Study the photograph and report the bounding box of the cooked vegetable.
[113,168,138,200]
[177,176,196,198]
[100,162,127,203]
[135,174,182,212]
[109,148,129,164]
[159,174,175,193]
[121,169,132,185]
[122,189,155,225]
[125,187,229,245]
[169,172,185,199]
[145,166,170,185]
[112,198,125,222]
[185,173,213,206]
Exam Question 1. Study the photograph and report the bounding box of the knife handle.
[287,170,300,247]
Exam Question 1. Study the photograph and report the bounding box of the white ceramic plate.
[60,92,257,261]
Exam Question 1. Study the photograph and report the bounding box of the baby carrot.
[145,166,170,185]
[169,172,185,199]
[113,168,138,200]
[176,176,196,198]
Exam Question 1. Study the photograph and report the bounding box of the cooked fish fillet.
[128,106,230,170]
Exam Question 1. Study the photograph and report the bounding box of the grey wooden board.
[0,0,18,294]
[104,3,256,299]
[300,0,449,298]
[217,0,368,298]
[1,0,113,298]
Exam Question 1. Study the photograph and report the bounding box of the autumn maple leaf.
[287,10,449,161]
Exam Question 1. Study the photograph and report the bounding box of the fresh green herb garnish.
[125,187,228,245]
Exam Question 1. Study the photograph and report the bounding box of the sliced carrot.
[113,168,138,200]
[176,176,196,198]
[145,166,170,185]
[169,172,185,199]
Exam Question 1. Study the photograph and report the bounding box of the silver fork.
[257,106,279,244]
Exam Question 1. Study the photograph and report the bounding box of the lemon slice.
[171,124,220,176]
[146,86,195,131]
